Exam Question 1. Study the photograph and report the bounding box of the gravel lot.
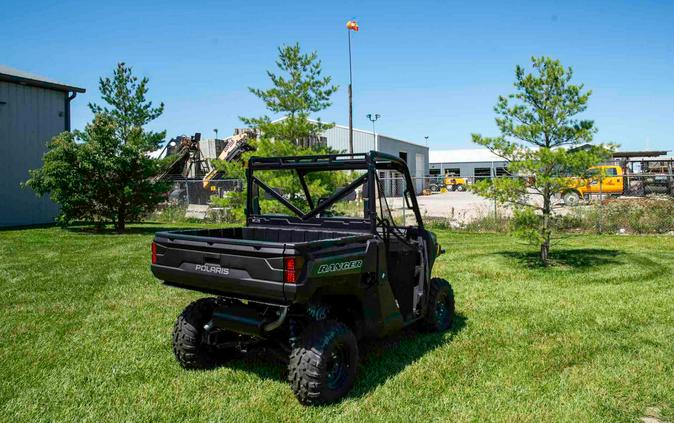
[388,191,497,221]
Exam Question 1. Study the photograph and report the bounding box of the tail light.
[283,256,303,284]
[151,242,157,264]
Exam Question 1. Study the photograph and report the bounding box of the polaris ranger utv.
[151,151,455,405]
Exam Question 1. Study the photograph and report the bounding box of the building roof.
[612,150,671,158]
[430,148,505,164]
[271,116,428,149]
[0,64,85,93]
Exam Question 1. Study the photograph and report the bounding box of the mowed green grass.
[1,225,673,422]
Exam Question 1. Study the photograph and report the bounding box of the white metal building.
[321,123,429,192]
[429,148,508,179]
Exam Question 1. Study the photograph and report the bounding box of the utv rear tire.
[423,278,455,332]
[288,320,358,405]
[173,297,220,370]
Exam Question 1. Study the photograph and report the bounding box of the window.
[605,167,618,176]
[444,168,460,176]
[495,167,508,177]
[429,169,441,175]
[474,168,492,179]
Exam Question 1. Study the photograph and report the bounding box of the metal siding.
[0,81,65,227]
[322,125,376,153]
[430,160,508,178]
[376,135,429,178]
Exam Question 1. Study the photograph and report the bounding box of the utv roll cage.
[245,151,424,233]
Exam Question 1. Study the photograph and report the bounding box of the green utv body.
[151,151,455,405]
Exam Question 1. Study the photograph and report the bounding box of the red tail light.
[284,256,303,283]
[151,242,157,264]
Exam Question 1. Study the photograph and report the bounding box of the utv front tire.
[288,320,359,405]
[173,297,220,370]
[423,278,455,332]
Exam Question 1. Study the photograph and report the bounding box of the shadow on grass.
[498,248,622,268]
[224,313,468,400]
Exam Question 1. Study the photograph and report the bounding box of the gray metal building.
[429,149,508,179]
[321,123,429,191]
[0,65,85,227]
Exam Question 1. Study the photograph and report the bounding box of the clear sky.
[2,0,673,151]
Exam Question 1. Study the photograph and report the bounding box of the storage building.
[0,65,85,227]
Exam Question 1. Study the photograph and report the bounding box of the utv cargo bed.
[151,226,372,302]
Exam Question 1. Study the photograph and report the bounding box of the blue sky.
[2,0,673,151]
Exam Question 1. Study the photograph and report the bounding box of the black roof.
[0,64,85,93]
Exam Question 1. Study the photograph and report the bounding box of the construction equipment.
[202,129,256,188]
[153,133,212,181]
[444,175,467,192]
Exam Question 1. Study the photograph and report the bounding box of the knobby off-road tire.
[173,297,220,370]
[422,278,455,332]
[288,320,359,405]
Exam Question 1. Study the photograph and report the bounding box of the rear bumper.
[151,264,287,303]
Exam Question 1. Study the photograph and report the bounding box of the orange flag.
[346,20,359,31]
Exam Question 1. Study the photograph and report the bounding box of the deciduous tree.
[27,63,166,233]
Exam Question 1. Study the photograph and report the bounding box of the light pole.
[366,113,380,151]
[213,128,219,139]
[424,135,429,147]
[346,20,359,155]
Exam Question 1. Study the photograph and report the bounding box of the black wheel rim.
[326,342,349,390]
[435,295,450,325]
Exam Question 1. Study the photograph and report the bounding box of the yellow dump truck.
[562,165,624,205]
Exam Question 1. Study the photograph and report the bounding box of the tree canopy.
[471,57,613,264]
[240,43,338,146]
[26,63,167,233]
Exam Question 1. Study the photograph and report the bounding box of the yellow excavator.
[202,130,255,189]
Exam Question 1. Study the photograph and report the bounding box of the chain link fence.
[158,173,674,227]
[166,179,243,205]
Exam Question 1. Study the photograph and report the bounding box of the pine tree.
[241,43,338,146]
[471,57,612,264]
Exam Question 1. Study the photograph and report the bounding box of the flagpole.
[348,28,353,156]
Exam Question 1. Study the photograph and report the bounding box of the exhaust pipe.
[212,303,287,337]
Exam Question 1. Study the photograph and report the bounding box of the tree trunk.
[540,238,549,263]
[115,206,126,234]
[540,183,551,265]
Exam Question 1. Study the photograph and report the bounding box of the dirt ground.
[388,191,497,221]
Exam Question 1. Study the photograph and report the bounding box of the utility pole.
[366,113,380,151]
[346,20,359,155]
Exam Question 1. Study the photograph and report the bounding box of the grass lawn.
[1,225,673,422]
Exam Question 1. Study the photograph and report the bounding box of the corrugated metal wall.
[429,160,508,178]
[322,125,377,154]
[0,81,66,227]
[321,125,429,192]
